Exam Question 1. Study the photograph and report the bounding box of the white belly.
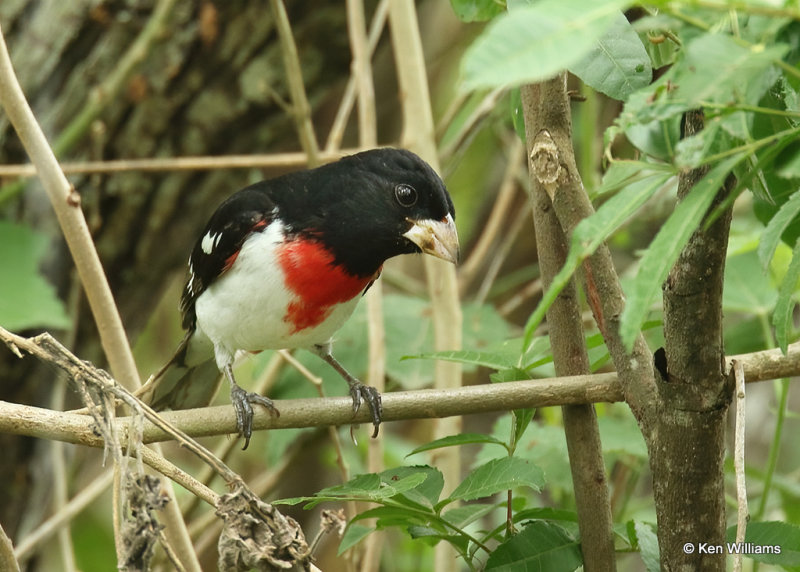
[194,222,363,366]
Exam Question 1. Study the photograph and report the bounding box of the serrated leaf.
[299,472,428,508]
[633,521,660,572]
[726,521,800,566]
[407,433,508,457]
[352,505,434,529]
[523,170,672,352]
[512,408,535,446]
[680,36,788,108]
[405,349,517,370]
[407,526,470,552]
[0,222,71,331]
[461,0,630,91]
[338,523,373,555]
[484,521,582,571]
[449,457,544,502]
[619,153,748,350]
[758,189,800,268]
[441,503,497,529]
[380,466,444,509]
[774,240,800,353]
[569,11,652,100]
[619,36,788,133]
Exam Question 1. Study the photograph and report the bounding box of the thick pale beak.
[403,213,460,264]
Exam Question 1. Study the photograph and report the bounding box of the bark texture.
[521,77,615,570]
[655,110,734,570]
[0,0,355,546]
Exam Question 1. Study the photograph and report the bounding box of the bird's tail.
[141,331,222,411]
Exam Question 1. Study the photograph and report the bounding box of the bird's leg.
[312,344,383,437]
[223,363,279,450]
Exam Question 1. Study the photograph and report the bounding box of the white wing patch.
[200,231,222,255]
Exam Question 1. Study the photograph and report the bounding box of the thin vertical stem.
[269,0,320,166]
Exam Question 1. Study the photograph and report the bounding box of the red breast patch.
[278,238,373,332]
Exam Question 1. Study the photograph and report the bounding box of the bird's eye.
[394,184,417,207]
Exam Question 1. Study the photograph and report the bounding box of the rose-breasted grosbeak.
[147,148,458,448]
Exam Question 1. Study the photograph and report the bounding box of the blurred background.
[0,1,797,571]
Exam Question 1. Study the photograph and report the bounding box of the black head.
[275,148,459,277]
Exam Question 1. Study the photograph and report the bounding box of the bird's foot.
[348,380,383,438]
[230,384,279,450]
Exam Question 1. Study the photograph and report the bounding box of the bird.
[146,148,459,449]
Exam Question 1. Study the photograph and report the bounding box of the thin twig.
[347,0,384,567]
[0,23,200,570]
[0,523,20,572]
[523,72,616,570]
[0,149,361,179]
[386,6,463,569]
[325,0,388,152]
[269,0,320,166]
[459,139,525,295]
[14,471,115,563]
[732,359,748,572]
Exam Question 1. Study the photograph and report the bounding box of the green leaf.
[441,503,497,529]
[407,433,509,457]
[758,189,800,268]
[776,144,800,179]
[569,11,652,101]
[619,153,748,350]
[449,0,505,22]
[379,466,444,509]
[513,507,579,525]
[406,349,517,370]
[352,505,434,529]
[774,240,800,353]
[723,252,778,316]
[449,457,544,502]
[293,471,430,508]
[624,116,681,161]
[618,35,788,133]
[726,521,800,567]
[407,526,469,553]
[679,35,788,109]
[338,523,373,555]
[633,521,660,572]
[0,222,71,330]
[477,417,570,495]
[512,407,535,447]
[461,0,631,91]
[484,521,582,571]
[598,411,648,459]
[523,170,672,352]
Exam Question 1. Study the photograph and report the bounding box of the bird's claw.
[349,382,383,438]
[230,384,279,450]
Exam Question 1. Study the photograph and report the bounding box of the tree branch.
[522,73,616,571]
[1,326,797,447]
[0,149,362,178]
[518,82,659,436]
[654,109,735,570]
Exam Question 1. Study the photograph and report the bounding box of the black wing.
[181,186,277,330]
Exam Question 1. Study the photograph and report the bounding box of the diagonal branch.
[522,73,616,571]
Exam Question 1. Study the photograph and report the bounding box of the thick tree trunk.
[0,0,355,547]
